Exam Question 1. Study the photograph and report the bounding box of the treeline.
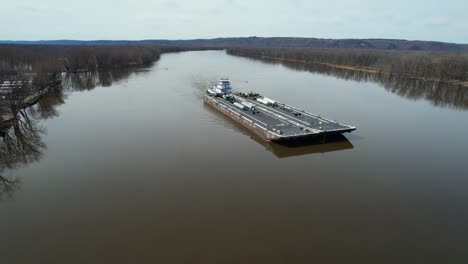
[64,45,208,71]
[4,37,467,53]
[0,44,167,75]
[227,47,468,82]
[64,46,161,72]
[266,58,468,109]
[0,44,199,95]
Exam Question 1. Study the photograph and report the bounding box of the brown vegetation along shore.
[227,47,468,86]
[0,44,198,108]
[0,44,215,87]
[261,55,468,87]
[0,45,166,75]
[3,37,468,53]
[244,54,468,110]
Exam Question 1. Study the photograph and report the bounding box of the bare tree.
[227,47,468,82]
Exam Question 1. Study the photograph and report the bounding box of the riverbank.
[0,87,50,129]
[254,55,468,87]
[227,47,468,87]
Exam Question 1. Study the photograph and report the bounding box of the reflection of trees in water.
[247,57,468,110]
[62,71,100,91]
[0,67,145,197]
[0,109,45,197]
[0,174,18,198]
[0,88,64,197]
[61,68,149,91]
[375,74,468,109]
[27,86,66,120]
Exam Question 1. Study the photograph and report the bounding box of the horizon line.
[0,37,467,45]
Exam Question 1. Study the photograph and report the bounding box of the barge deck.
[204,91,356,143]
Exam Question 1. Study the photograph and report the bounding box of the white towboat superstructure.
[207,78,232,96]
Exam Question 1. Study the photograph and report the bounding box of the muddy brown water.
[1,50,468,263]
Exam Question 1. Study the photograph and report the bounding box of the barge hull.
[204,95,281,141]
[204,94,356,143]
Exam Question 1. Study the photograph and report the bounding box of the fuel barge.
[203,78,356,143]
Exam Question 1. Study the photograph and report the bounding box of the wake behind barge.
[204,78,356,143]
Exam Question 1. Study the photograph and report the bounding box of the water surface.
[1,50,468,263]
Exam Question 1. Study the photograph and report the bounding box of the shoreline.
[257,55,468,87]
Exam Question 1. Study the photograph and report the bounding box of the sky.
[1,0,468,43]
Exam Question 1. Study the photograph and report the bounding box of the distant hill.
[1,37,468,53]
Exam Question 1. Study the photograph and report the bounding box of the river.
[1,50,468,263]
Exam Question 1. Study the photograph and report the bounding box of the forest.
[227,47,468,83]
[0,45,166,76]
[3,37,468,53]
[3,44,468,87]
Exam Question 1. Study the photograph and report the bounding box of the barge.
[204,78,356,143]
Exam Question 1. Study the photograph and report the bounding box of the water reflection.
[62,68,150,91]
[0,174,18,199]
[260,135,353,158]
[28,86,66,120]
[204,104,354,158]
[0,68,148,197]
[254,134,353,158]
[244,57,468,110]
[0,107,46,197]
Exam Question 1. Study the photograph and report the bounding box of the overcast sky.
[1,0,467,43]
